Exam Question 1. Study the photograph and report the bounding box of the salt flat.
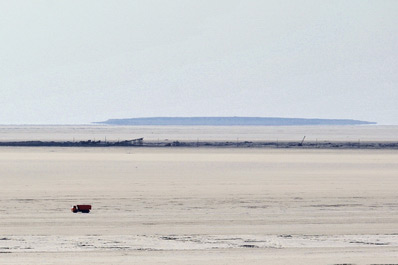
[1,125,398,142]
[0,142,397,264]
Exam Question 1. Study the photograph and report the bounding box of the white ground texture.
[1,126,398,264]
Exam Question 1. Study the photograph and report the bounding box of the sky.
[1,0,397,125]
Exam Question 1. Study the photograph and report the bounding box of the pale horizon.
[1,1,397,125]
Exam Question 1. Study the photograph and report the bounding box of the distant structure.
[121,138,143,145]
[95,117,376,126]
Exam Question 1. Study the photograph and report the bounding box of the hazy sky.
[1,0,397,124]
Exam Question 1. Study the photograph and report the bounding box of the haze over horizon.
[1,1,397,125]
[97,116,376,126]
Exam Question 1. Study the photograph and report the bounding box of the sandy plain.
[1,126,398,264]
[1,125,398,142]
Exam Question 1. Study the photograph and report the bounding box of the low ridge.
[95,117,376,126]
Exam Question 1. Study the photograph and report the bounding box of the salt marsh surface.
[1,126,397,264]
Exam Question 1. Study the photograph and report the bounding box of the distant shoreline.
[0,139,397,149]
[96,117,376,126]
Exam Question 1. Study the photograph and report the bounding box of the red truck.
[71,205,92,213]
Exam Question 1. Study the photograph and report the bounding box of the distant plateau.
[95,117,376,126]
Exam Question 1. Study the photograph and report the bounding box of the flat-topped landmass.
[95,117,376,126]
